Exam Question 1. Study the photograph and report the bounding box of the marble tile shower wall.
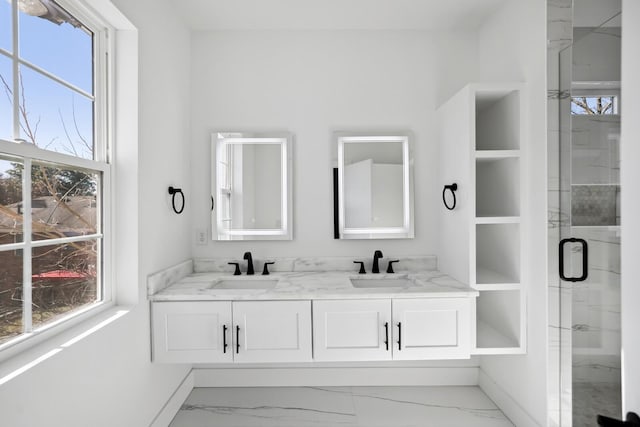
[570,228,621,386]
[571,115,620,226]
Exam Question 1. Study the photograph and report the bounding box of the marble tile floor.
[573,382,622,427]
[170,386,513,427]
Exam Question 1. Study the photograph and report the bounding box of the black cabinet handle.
[236,325,240,354]
[384,322,389,351]
[223,325,228,353]
[397,322,402,350]
[559,238,588,282]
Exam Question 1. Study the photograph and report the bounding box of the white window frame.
[0,0,114,355]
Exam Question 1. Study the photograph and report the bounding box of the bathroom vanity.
[148,259,478,364]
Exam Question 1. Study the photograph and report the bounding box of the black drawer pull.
[384,322,389,351]
[397,322,402,350]
[236,325,240,354]
[223,325,228,353]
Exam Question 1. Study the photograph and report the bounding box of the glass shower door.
[558,14,622,426]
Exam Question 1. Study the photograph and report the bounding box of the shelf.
[475,267,520,287]
[571,225,620,231]
[474,290,523,354]
[475,157,520,217]
[475,216,520,224]
[475,90,520,151]
[476,224,520,284]
[475,150,521,159]
[473,321,524,355]
[473,283,521,291]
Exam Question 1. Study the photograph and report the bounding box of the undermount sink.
[350,278,413,288]
[211,279,278,290]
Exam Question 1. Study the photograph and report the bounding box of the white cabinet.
[233,300,312,363]
[392,298,471,360]
[313,298,472,362]
[152,300,312,363]
[152,301,232,363]
[313,299,392,361]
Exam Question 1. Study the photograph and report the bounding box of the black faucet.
[243,252,254,275]
[372,250,383,274]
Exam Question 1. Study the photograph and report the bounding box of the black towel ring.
[168,186,185,214]
[442,183,458,210]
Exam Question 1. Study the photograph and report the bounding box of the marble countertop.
[150,270,478,301]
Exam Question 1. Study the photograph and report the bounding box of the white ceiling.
[169,0,507,31]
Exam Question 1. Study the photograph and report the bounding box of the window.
[571,95,619,115]
[0,0,111,349]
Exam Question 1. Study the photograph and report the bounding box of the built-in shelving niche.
[476,157,520,218]
[475,90,520,151]
[475,223,520,286]
[473,289,523,354]
[437,83,526,356]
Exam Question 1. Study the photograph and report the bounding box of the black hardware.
[353,261,366,274]
[597,412,640,426]
[223,325,228,353]
[372,250,383,274]
[262,262,275,275]
[397,322,402,350]
[559,238,588,282]
[211,196,215,211]
[168,186,185,214]
[228,262,241,276]
[333,168,340,239]
[236,325,240,353]
[243,252,254,275]
[386,260,399,274]
[384,322,389,351]
[442,183,458,210]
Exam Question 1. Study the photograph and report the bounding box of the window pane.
[0,53,13,141]
[0,1,10,53]
[0,156,22,244]
[0,249,22,345]
[19,65,94,159]
[18,2,93,94]
[32,239,99,330]
[571,96,618,115]
[31,162,98,241]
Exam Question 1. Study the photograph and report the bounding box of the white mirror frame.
[337,134,414,239]
[212,132,293,241]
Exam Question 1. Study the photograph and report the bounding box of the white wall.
[190,30,477,260]
[621,0,640,414]
[0,0,193,425]
[474,1,548,426]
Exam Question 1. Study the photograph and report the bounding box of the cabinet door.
[392,298,471,360]
[313,299,392,361]
[152,301,233,363]
[233,300,312,363]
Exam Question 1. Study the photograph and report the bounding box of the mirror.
[335,134,414,239]
[212,132,292,240]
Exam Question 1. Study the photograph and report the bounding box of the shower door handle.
[559,238,588,282]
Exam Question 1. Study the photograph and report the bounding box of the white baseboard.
[194,366,479,387]
[478,369,541,427]
[150,370,194,427]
